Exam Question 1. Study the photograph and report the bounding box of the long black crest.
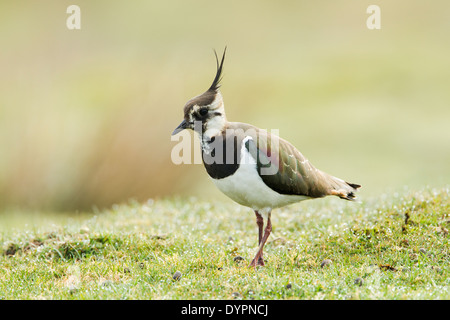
[208,47,227,92]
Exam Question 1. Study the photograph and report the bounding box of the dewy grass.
[0,187,449,299]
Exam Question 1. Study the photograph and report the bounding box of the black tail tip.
[346,191,357,200]
[347,182,361,189]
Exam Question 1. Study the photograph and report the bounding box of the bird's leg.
[254,210,264,265]
[249,211,272,268]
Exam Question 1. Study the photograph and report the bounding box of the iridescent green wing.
[243,128,330,198]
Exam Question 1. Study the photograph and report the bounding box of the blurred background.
[0,1,449,214]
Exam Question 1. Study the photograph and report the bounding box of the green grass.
[1,187,449,299]
[1,1,449,301]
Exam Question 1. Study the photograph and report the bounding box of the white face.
[188,92,227,139]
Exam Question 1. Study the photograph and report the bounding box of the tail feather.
[347,182,361,189]
[329,179,361,201]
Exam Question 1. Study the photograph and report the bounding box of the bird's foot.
[248,256,265,268]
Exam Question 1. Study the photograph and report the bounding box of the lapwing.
[172,48,361,267]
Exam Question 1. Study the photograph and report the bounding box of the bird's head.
[172,48,227,138]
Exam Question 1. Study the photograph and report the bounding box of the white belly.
[211,137,309,213]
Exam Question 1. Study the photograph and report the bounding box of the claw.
[249,258,265,268]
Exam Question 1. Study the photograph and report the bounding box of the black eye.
[199,108,208,116]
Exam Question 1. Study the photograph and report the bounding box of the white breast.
[211,136,309,215]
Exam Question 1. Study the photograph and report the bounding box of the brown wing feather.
[228,122,360,199]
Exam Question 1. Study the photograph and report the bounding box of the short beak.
[172,119,189,136]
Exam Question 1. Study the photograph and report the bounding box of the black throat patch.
[201,132,241,179]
